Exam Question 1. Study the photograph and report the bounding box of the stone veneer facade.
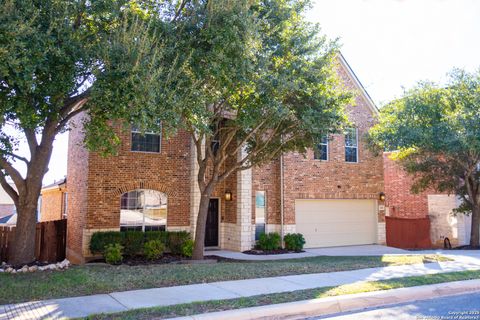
[66,54,386,263]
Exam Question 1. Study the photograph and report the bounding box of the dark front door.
[205,199,219,247]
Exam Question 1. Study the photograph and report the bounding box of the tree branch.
[4,152,29,165]
[172,0,189,22]
[23,128,38,158]
[0,157,25,192]
[0,173,18,205]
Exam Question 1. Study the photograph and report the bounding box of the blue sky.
[11,0,480,184]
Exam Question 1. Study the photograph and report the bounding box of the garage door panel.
[295,200,376,248]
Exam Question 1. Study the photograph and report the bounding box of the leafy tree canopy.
[368,69,480,246]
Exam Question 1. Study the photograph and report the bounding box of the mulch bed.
[88,254,186,266]
[87,254,230,266]
[242,249,304,255]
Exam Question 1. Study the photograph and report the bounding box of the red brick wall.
[66,113,90,264]
[279,63,384,224]
[84,125,192,229]
[211,143,238,225]
[252,160,281,225]
[40,188,65,222]
[383,153,429,218]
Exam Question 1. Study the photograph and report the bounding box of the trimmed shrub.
[90,230,193,258]
[143,240,165,260]
[257,232,281,251]
[90,232,124,254]
[104,243,123,265]
[283,233,306,252]
[181,239,194,258]
[123,231,144,257]
[168,231,191,255]
[145,231,169,246]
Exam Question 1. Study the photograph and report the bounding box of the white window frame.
[131,124,162,154]
[314,136,329,161]
[345,127,359,163]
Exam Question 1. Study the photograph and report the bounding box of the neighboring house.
[383,153,472,248]
[65,53,386,264]
[0,182,16,224]
[40,177,68,222]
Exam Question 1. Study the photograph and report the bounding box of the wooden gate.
[386,216,432,249]
[0,219,67,263]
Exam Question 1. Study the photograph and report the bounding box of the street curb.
[170,279,480,320]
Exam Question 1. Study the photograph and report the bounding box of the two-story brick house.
[65,54,386,264]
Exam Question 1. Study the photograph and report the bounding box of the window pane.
[120,189,167,231]
[131,124,161,153]
[314,144,328,160]
[345,128,357,147]
[255,191,266,225]
[255,224,265,241]
[345,146,357,162]
[255,191,265,208]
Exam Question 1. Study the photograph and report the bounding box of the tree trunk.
[470,204,480,248]
[192,192,214,260]
[10,199,38,266]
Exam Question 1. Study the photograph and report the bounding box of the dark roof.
[0,214,13,224]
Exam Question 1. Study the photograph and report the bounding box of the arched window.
[120,189,167,231]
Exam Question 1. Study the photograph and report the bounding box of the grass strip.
[84,269,480,320]
[0,255,447,305]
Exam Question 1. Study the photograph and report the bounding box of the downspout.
[280,151,285,247]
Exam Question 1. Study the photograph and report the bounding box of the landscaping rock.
[5,267,13,273]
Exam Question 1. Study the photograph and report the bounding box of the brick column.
[189,138,202,237]
[236,148,254,251]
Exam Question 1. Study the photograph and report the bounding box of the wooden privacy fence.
[386,216,432,249]
[0,219,67,263]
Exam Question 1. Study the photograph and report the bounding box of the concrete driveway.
[209,245,409,261]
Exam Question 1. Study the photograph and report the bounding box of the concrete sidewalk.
[2,257,480,320]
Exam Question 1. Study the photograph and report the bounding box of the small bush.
[143,240,165,260]
[181,239,194,258]
[257,232,281,251]
[168,231,191,255]
[90,232,124,254]
[104,243,123,265]
[123,231,144,257]
[283,233,306,252]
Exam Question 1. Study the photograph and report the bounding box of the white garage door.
[295,199,377,248]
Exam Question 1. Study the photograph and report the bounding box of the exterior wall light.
[379,192,386,201]
[225,191,233,201]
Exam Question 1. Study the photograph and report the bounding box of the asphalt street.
[312,292,480,320]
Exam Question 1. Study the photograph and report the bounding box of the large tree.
[368,69,480,247]
[166,0,352,259]
[0,0,178,265]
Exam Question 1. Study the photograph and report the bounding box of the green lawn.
[0,255,448,305]
[85,270,480,320]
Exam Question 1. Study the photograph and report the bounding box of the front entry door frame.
[205,198,220,248]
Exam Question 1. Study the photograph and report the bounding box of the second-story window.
[131,124,161,153]
[345,127,358,163]
[210,123,221,156]
[314,136,328,161]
